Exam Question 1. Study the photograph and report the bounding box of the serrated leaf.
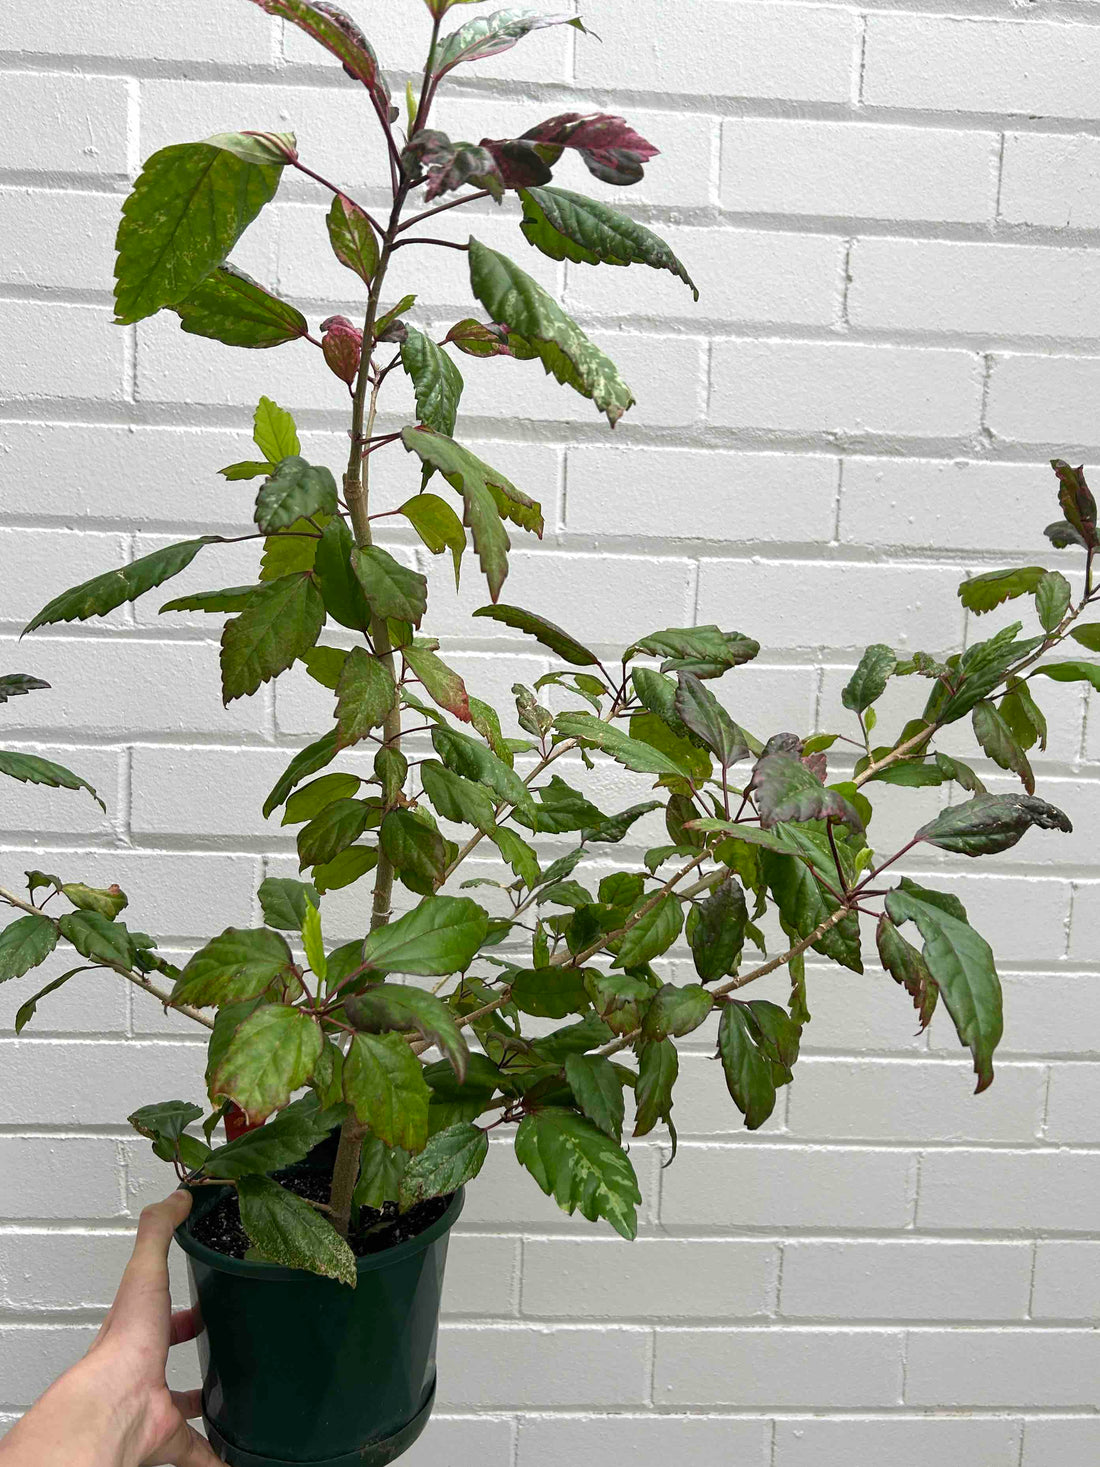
[0,751,105,809]
[354,1132,408,1210]
[209,1003,322,1123]
[674,672,749,767]
[877,913,938,1031]
[511,966,590,1019]
[1032,660,1100,691]
[173,927,296,1008]
[749,750,864,831]
[221,572,325,703]
[1070,624,1100,653]
[343,1031,431,1151]
[1052,459,1098,548]
[161,584,259,615]
[57,911,132,968]
[298,798,369,870]
[114,139,285,324]
[249,0,389,113]
[345,983,469,1083]
[433,9,580,76]
[380,809,447,895]
[129,1100,203,1144]
[404,645,471,722]
[261,519,320,580]
[334,646,396,749]
[972,699,1034,793]
[0,674,49,701]
[61,883,127,919]
[690,877,746,982]
[401,325,464,436]
[0,913,59,982]
[958,566,1048,615]
[399,1121,488,1205]
[626,625,760,680]
[468,239,634,426]
[583,800,662,844]
[472,602,599,665]
[236,1173,355,1287]
[917,792,1071,857]
[253,396,300,461]
[172,264,307,347]
[220,460,275,481]
[350,545,428,626]
[842,643,897,714]
[515,1107,640,1238]
[421,760,496,833]
[263,732,338,819]
[359,895,489,977]
[614,894,683,969]
[641,982,713,1041]
[1035,570,1072,633]
[255,458,337,533]
[257,877,320,931]
[761,835,863,974]
[399,492,466,588]
[885,877,1002,1092]
[718,1002,779,1130]
[555,712,692,776]
[633,1037,677,1138]
[432,724,535,818]
[26,538,217,632]
[565,1053,625,1141]
[282,772,361,826]
[326,191,379,284]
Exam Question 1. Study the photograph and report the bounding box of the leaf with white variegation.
[172,265,308,348]
[515,1107,640,1238]
[236,1174,355,1286]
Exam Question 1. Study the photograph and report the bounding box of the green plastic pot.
[174,1177,463,1467]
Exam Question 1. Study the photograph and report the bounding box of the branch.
[396,189,494,233]
[0,885,214,1031]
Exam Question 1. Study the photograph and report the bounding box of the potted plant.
[2,1,1098,1463]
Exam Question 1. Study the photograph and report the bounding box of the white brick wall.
[2,2,1100,1463]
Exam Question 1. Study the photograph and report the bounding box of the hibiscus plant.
[1,0,1096,1285]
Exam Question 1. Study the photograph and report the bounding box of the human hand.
[0,1190,221,1467]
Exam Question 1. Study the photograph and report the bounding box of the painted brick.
[0,1230,134,1310]
[0,527,126,627]
[0,189,118,293]
[904,1327,1100,1407]
[401,1417,514,1467]
[1001,133,1100,229]
[917,1149,1100,1232]
[0,3,273,61]
[987,353,1100,448]
[863,14,1100,119]
[442,1234,519,1318]
[654,1327,904,1407]
[1022,1417,1100,1465]
[574,0,858,102]
[1033,1242,1100,1321]
[780,1240,1032,1321]
[0,1324,98,1405]
[0,73,129,175]
[0,1137,122,1220]
[722,119,996,224]
[521,1238,777,1320]
[516,1415,771,1466]
[774,1416,1022,1467]
[849,238,1100,341]
[0,1040,205,1126]
[0,303,124,403]
[660,1145,915,1230]
[435,1324,650,1408]
[1044,1064,1100,1144]
[0,742,120,838]
[709,341,982,437]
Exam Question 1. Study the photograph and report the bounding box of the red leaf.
[248,0,391,116]
[320,314,362,385]
[483,112,660,189]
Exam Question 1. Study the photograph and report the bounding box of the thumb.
[157,1418,223,1467]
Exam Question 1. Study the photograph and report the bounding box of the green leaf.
[633,1037,677,1138]
[26,537,217,632]
[220,460,274,481]
[258,877,320,932]
[380,809,447,895]
[354,1133,409,1210]
[1070,624,1100,653]
[401,326,464,436]
[515,1108,641,1239]
[555,712,692,776]
[491,827,540,889]
[885,879,1003,1092]
[172,263,307,347]
[1031,660,1100,691]
[749,751,864,831]
[565,1054,625,1141]
[614,894,683,968]
[630,712,711,785]
[326,192,379,284]
[422,761,496,832]
[0,751,104,809]
[344,983,469,1083]
[583,800,662,845]
[1035,571,1072,633]
[61,883,127,919]
[718,1002,779,1130]
[626,625,761,680]
[314,516,372,632]
[128,1100,203,1144]
[282,772,361,826]
[161,584,259,614]
[236,1174,355,1287]
[468,239,634,427]
[255,0,389,111]
[298,798,369,870]
[933,625,1045,724]
[254,458,337,533]
[313,845,378,894]
[209,1003,323,1123]
[14,966,93,1033]
[473,603,601,666]
[301,898,326,980]
[0,673,49,701]
[359,895,489,977]
[172,927,296,1008]
[114,138,286,324]
[958,566,1047,615]
[301,646,348,692]
[399,1122,488,1205]
[432,725,535,819]
[972,699,1034,794]
[761,836,863,974]
[433,9,581,76]
[642,982,713,1041]
[403,645,470,722]
[842,644,897,714]
[261,519,319,579]
[0,913,59,982]
[876,913,938,1031]
[202,1093,339,1179]
[690,877,746,982]
[918,792,1071,856]
[519,186,697,296]
[253,395,300,462]
[401,427,541,601]
[399,493,466,589]
[334,647,396,750]
[674,672,749,767]
[57,911,132,968]
[350,545,428,626]
[511,966,591,1019]
[263,731,338,819]
[343,1032,431,1151]
[221,572,324,703]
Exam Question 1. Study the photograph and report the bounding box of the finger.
[170,1388,204,1420]
[170,1305,202,1347]
[160,1419,223,1467]
[115,1191,192,1311]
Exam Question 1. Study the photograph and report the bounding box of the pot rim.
[174,1184,464,1281]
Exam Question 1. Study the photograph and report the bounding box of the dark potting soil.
[188,1169,452,1261]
